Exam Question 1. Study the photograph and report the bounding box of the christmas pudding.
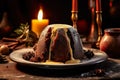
[23,24,93,64]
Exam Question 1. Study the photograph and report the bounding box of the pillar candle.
[96,0,101,11]
[72,0,78,12]
[32,9,49,38]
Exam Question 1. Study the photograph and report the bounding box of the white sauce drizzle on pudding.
[46,25,80,64]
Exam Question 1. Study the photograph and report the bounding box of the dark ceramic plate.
[10,48,108,69]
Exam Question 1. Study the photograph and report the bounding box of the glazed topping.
[48,26,80,63]
[48,27,71,61]
[64,28,74,60]
[44,60,64,64]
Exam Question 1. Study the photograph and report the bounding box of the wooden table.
[0,58,120,80]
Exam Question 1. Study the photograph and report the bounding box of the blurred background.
[0,0,120,36]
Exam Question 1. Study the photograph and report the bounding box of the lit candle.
[72,0,78,12]
[32,9,49,37]
[96,0,101,11]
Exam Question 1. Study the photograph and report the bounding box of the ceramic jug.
[100,28,120,58]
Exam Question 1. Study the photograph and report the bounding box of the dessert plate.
[10,48,108,69]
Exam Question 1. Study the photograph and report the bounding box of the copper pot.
[100,28,120,58]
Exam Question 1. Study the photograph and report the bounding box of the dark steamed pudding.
[23,24,94,64]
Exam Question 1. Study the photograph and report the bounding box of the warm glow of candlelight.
[38,9,43,20]
[32,8,49,38]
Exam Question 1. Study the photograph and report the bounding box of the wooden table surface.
[0,58,120,80]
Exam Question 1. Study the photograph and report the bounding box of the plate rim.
[9,47,108,69]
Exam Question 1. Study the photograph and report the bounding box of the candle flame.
[38,9,43,20]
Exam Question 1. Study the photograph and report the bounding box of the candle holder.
[71,11,78,30]
[87,0,98,43]
[94,11,102,48]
